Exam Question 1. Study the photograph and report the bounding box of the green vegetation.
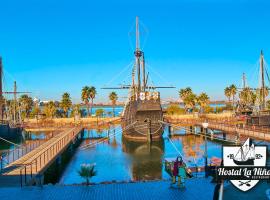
[197,92,210,113]
[178,87,210,113]
[96,108,104,118]
[44,101,57,119]
[77,164,97,185]
[179,87,196,112]
[166,104,185,115]
[60,92,72,117]
[109,91,118,117]
[81,86,91,116]
[19,94,33,118]
[224,84,237,110]
[89,86,97,116]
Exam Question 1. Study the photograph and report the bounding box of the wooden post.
[168,125,171,136]
[204,127,208,178]
[147,118,152,143]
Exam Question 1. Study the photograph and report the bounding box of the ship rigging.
[102,17,175,141]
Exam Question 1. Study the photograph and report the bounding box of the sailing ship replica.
[246,51,270,126]
[0,57,29,139]
[233,138,255,166]
[103,17,174,141]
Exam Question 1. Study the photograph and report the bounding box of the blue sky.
[0,0,270,103]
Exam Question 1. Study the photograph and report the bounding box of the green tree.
[109,91,118,117]
[30,106,41,119]
[179,87,195,112]
[43,101,56,119]
[224,87,231,102]
[166,104,185,115]
[197,93,210,113]
[77,164,97,185]
[71,104,81,118]
[19,94,33,118]
[96,108,104,118]
[89,87,97,116]
[229,84,237,109]
[185,93,197,112]
[60,92,72,117]
[81,86,90,116]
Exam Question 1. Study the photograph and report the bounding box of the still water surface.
[59,126,223,184]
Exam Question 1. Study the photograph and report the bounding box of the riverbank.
[23,117,121,132]
[164,112,233,120]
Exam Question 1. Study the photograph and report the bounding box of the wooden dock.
[0,127,83,187]
[165,117,270,141]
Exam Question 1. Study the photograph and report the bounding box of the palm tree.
[44,101,56,119]
[109,92,118,117]
[19,94,34,118]
[197,93,210,113]
[179,87,193,112]
[77,164,97,185]
[89,86,97,116]
[224,87,231,103]
[229,84,237,110]
[81,86,90,117]
[184,93,197,112]
[60,92,72,117]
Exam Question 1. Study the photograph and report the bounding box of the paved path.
[0,179,215,200]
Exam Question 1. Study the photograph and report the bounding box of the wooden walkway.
[0,127,83,186]
[166,117,270,141]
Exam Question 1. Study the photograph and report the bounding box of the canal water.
[59,126,223,184]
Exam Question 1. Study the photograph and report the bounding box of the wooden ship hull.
[122,98,164,141]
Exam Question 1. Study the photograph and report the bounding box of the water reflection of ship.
[122,138,164,181]
[233,138,255,166]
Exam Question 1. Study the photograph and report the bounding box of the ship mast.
[242,72,246,89]
[0,57,3,121]
[260,50,266,110]
[135,16,143,95]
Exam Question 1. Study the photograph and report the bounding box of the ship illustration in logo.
[232,139,255,166]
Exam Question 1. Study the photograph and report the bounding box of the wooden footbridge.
[0,127,84,187]
[165,117,270,141]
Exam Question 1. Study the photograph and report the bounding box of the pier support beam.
[190,126,193,134]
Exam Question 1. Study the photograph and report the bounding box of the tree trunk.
[87,103,90,117]
[90,99,93,117]
[86,178,89,185]
[232,95,235,111]
[113,104,115,117]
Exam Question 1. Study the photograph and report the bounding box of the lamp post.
[202,122,209,177]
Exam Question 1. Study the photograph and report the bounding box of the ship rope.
[80,121,138,150]
[103,61,133,87]
[133,123,163,136]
